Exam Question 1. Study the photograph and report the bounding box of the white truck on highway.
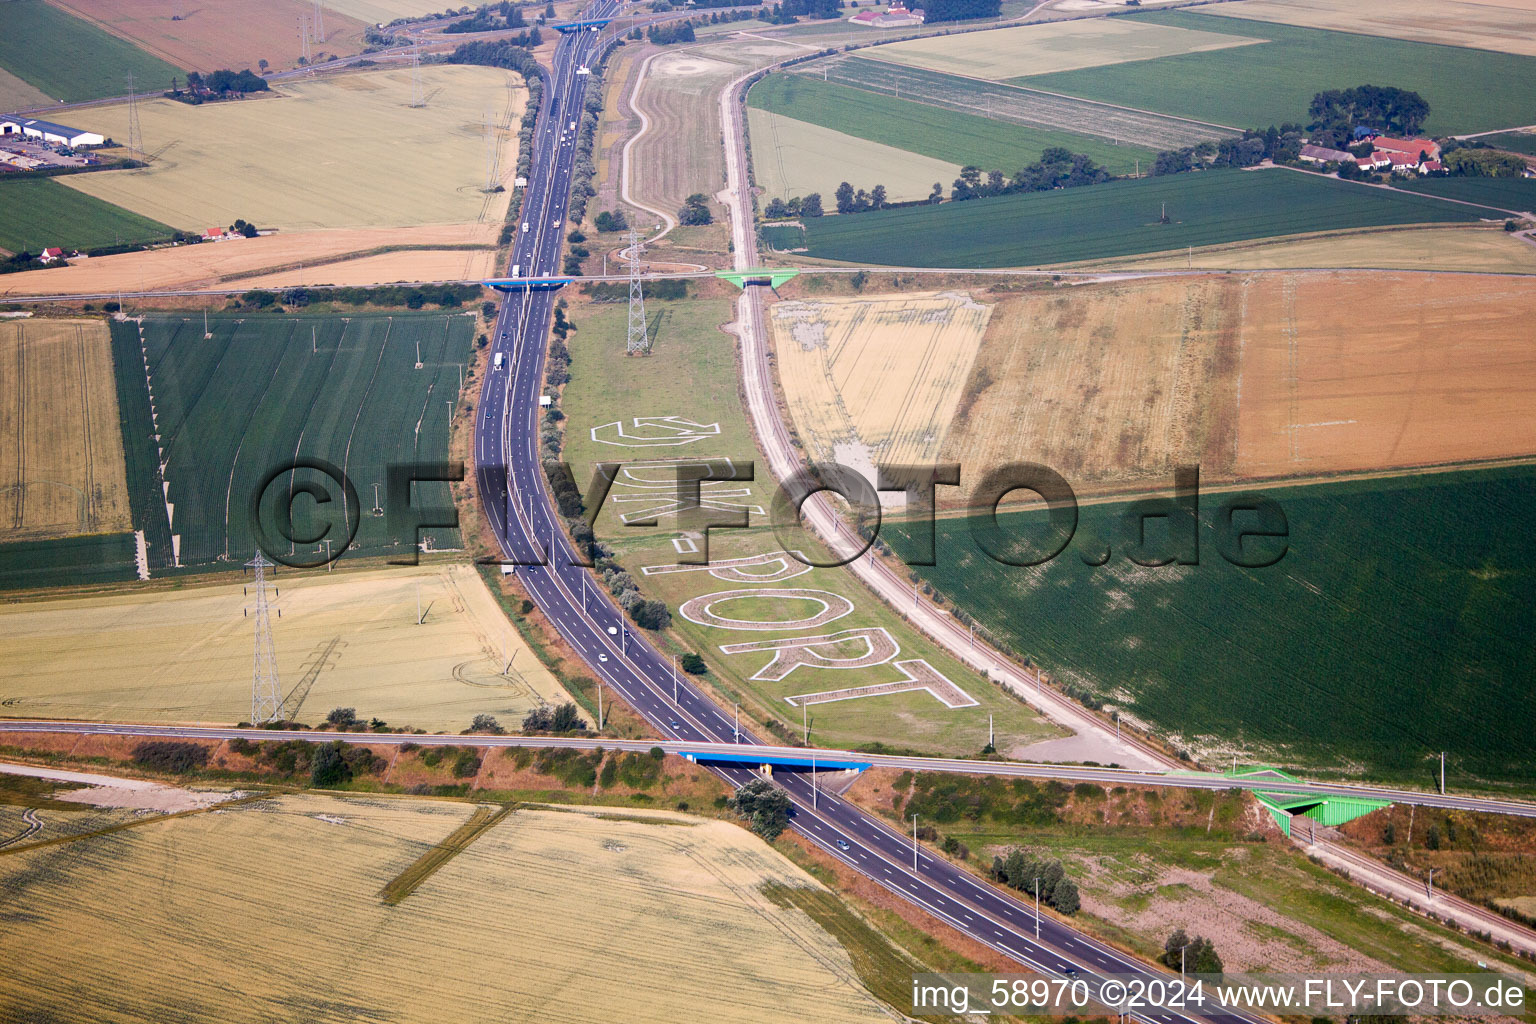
[494,352,505,371]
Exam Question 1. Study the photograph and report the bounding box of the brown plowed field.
[48,0,371,73]
[1234,272,1536,478]
[939,277,1242,499]
[785,273,1536,502]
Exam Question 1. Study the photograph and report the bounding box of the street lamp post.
[911,814,919,870]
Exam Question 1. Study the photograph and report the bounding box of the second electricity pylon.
[625,229,648,356]
[247,551,284,724]
[125,71,142,163]
[409,45,424,107]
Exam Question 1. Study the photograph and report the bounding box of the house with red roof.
[38,247,65,264]
[1371,136,1441,161]
[848,2,924,27]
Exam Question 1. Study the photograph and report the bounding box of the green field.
[881,466,1536,785]
[1482,131,1536,157]
[116,313,473,569]
[1395,175,1536,213]
[0,179,175,255]
[748,73,1156,176]
[776,168,1495,267]
[0,532,137,590]
[0,0,184,103]
[1018,11,1536,136]
[809,56,1228,152]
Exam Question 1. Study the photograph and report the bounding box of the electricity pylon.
[246,552,284,724]
[625,229,648,356]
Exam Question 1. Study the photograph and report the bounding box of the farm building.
[38,247,65,264]
[1299,144,1353,164]
[0,115,105,148]
[849,2,925,27]
[1371,136,1441,161]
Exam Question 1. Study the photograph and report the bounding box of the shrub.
[131,741,210,774]
[451,749,483,779]
[1162,929,1222,973]
[680,652,707,674]
[311,741,352,787]
[326,707,359,728]
[729,779,791,841]
[468,714,505,735]
[632,599,671,630]
[523,702,586,732]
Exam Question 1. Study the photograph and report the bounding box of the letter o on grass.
[968,463,1077,566]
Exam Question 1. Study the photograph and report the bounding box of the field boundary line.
[830,52,1242,132]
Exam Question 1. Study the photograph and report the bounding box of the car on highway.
[598,653,608,663]
[668,720,682,732]
[835,839,851,852]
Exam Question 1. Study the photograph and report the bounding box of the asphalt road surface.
[463,9,1270,1023]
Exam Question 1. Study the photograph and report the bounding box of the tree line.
[990,848,1081,915]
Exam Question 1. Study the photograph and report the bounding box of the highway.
[464,9,1270,1024]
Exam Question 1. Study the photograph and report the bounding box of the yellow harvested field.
[0,223,497,296]
[0,318,132,542]
[865,18,1265,80]
[231,246,499,289]
[0,564,578,731]
[320,0,459,21]
[941,279,1240,494]
[771,291,991,469]
[0,66,51,113]
[748,109,962,204]
[1202,0,1536,56]
[0,795,894,1023]
[1233,272,1536,478]
[58,66,524,232]
[1067,226,1536,275]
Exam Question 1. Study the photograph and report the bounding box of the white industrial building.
[0,115,105,148]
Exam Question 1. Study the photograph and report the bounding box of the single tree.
[469,713,505,734]
[311,742,352,787]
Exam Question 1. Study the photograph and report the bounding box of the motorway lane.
[473,11,1261,1023]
